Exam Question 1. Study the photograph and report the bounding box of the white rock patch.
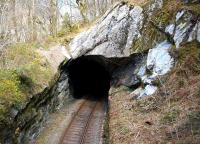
[132,40,174,98]
[188,23,198,42]
[174,22,192,48]
[165,24,175,35]
[147,40,173,75]
[131,85,158,98]
[176,10,185,22]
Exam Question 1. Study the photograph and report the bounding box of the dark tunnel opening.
[66,56,111,100]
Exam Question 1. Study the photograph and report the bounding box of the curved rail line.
[59,99,106,144]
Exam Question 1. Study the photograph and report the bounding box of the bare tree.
[0,0,118,50]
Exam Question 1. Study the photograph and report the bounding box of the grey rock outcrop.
[69,1,200,99]
[68,0,174,98]
[131,8,200,98]
[164,10,200,48]
[69,1,163,58]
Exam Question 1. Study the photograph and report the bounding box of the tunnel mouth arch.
[66,55,111,101]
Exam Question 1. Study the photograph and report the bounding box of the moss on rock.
[130,21,166,53]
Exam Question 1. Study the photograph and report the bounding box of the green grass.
[0,42,54,125]
[0,70,26,123]
[1,42,53,90]
[0,70,25,105]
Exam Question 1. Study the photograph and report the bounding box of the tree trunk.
[32,0,37,41]
[28,0,37,41]
[50,0,57,37]
[11,0,19,42]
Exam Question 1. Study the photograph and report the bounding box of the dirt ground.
[109,74,200,144]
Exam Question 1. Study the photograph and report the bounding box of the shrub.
[57,23,80,38]
[0,70,26,108]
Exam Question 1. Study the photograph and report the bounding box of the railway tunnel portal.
[66,55,111,100]
[62,54,145,100]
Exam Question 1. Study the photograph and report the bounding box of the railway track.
[59,99,106,144]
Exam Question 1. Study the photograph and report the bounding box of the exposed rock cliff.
[69,1,163,58]
[69,0,200,98]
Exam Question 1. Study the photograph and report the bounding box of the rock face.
[68,0,171,98]
[165,10,200,48]
[69,1,163,58]
[68,0,200,98]
[69,0,169,98]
